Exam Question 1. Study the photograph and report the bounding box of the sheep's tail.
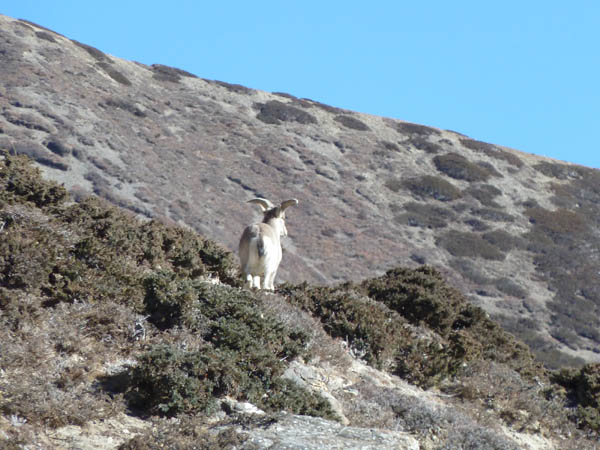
[257,237,266,258]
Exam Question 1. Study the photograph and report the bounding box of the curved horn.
[280,199,298,211]
[247,198,274,211]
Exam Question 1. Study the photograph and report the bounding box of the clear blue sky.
[4,1,600,168]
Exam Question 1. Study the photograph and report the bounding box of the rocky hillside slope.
[1,152,599,449]
[2,14,600,368]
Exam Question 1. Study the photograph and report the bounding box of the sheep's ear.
[280,199,298,211]
[247,198,274,212]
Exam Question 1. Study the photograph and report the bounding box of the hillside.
[1,152,600,449]
[1,14,600,375]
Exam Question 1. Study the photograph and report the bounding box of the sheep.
[239,197,298,291]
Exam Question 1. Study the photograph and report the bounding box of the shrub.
[151,64,197,82]
[130,283,334,418]
[44,138,71,157]
[384,177,403,193]
[533,161,583,180]
[460,138,524,168]
[35,31,56,43]
[394,122,441,137]
[524,206,587,244]
[470,207,515,223]
[254,101,318,125]
[437,230,506,260]
[361,266,543,380]
[97,62,132,86]
[334,115,370,131]
[450,258,494,284]
[0,152,68,207]
[406,136,443,154]
[283,267,544,388]
[403,175,462,202]
[433,153,496,182]
[494,278,528,299]
[482,229,519,252]
[551,364,600,432]
[466,184,502,207]
[395,202,455,229]
[103,98,146,117]
[12,141,69,171]
[211,80,254,95]
[380,141,400,152]
[71,40,109,62]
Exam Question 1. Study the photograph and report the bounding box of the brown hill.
[2,14,600,368]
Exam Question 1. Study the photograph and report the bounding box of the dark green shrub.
[254,101,318,125]
[334,115,370,131]
[130,343,336,418]
[551,364,600,432]
[361,267,543,380]
[437,230,506,260]
[143,271,200,329]
[284,267,544,388]
[433,153,496,182]
[0,153,68,207]
[130,283,334,418]
[460,138,523,168]
[403,175,462,202]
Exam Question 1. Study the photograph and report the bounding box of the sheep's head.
[247,198,298,237]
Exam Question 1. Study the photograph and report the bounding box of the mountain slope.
[2,14,600,367]
[2,151,599,450]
